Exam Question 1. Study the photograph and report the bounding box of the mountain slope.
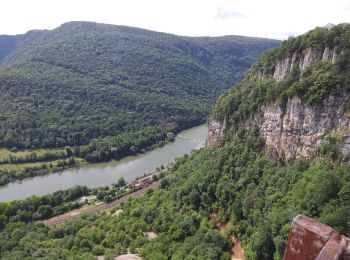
[0,24,349,260]
[208,23,350,161]
[0,34,24,62]
[0,22,279,162]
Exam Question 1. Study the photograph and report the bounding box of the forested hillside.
[0,22,279,162]
[0,34,23,62]
[1,132,349,259]
[0,24,349,260]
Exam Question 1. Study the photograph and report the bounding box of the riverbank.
[0,147,87,186]
[0,124,206,188]
[0,124,208,201]
[0,157,86,187]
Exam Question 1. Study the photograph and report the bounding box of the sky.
[0,0,349,39]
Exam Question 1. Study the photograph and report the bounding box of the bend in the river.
[0,124,208,202]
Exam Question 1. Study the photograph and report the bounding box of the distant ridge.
[0,21,279,162]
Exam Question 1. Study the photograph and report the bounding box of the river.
[0,124,208,202]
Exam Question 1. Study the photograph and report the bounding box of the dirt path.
[42,180,161,227]
[231,237,244,260]
[217,220,244,260]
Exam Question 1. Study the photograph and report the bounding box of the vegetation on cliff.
[0,24,349,260]
[214,23,350,127]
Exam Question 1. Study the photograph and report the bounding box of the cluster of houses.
[77,173,160,205]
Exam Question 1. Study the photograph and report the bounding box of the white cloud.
[0,0,349,39]
[214,9,247,20]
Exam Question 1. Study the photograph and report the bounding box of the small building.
[131,179,140,187]
[131,174,157,188]
[78,195,97,204]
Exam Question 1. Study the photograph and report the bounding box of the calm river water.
[0,124,208,202]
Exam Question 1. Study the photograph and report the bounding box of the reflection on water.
[0,124,208,202]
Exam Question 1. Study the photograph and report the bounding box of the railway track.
[42,180,161,227]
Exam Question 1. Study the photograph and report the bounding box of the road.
[42,180,161,227]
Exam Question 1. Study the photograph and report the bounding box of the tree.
[97,190,105,201]
[0,215,5,229]
[34,205,53,219]
[92,245,104,255]
[103,196,113,203]
[65,146,73,157]
[117,177,127,187]
[160,179,170,189]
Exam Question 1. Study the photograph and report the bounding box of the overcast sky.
[1,0,349,39]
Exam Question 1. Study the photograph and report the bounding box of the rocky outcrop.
[206,117,227,148]
[299,45,324,72]
[207,93,350,161]
[259,94,350,160]
[207,39,350,161]
[273,56,292,81]
[271,45,343,82]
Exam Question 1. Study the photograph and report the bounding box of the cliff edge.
[207,24,350,161]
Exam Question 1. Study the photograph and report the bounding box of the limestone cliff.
[272,44,343,81]
[206,24,350,161]
[207,93,350,161]
[206,118,227,148]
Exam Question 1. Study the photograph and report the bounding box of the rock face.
[273,56,292,81]
[272,45,342,82]
[206,117,227,148]
[260,93,350,160]
[207,41,350,161]
[207,93,350,161]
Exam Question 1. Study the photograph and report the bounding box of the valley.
[0,124,207,201]
[0,21,349,260]
[0,22,278,188]
[0,21,278,160]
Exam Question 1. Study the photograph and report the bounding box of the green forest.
[0,22,349,260]
[0,22,278,163]
[0,130,349,259]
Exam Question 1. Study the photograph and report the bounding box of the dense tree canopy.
[0,22,279,158]
[0,130,349,259]
[0,23,349,259]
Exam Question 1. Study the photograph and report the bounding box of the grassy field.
[0,157,86,171]
[0,148,66,161]
[0,147,86,185]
